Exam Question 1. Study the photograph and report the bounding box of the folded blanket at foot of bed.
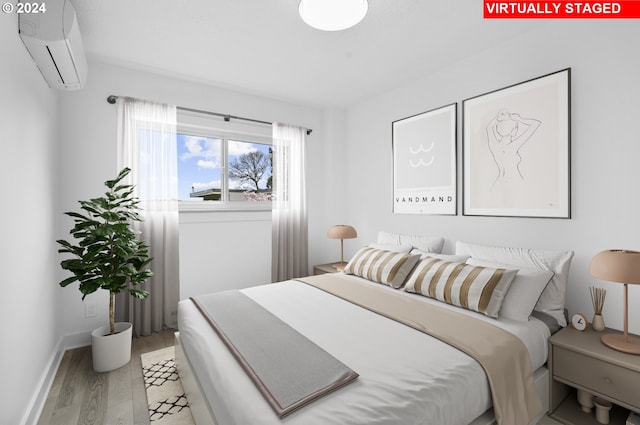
[190,291,359,418]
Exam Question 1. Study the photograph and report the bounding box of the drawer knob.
[603,377,612,384]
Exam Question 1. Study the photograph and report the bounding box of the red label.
[484,1,640,18]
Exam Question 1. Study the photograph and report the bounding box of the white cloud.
[197,160,217,169]
[228,140,257,156]
[181,136,221,162]
[192,180,221,191]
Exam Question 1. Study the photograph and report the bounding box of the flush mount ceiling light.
[299,0,369,31]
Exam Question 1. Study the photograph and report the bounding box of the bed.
[175,235,574,425]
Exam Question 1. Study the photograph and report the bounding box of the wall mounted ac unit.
[19,0,87,90]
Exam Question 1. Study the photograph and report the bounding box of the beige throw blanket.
[297,274,542,425]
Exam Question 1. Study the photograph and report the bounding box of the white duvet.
[177,276,550,425]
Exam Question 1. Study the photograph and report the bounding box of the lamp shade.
[299,0,368,31]
[327,225,357,240]
[590,249,640,355]
[590,250,640,284]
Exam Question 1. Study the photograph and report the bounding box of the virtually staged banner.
[484,1,640,18]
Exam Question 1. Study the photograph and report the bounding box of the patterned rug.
[141,346,195,425]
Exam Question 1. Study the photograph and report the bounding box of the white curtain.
[272,123,308,281]
[116,97,180,336]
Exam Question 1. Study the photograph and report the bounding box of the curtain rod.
[106,95,312,135]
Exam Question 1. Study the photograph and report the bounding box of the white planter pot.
[91,322,133,372]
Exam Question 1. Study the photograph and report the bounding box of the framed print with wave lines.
[392,103,457,215]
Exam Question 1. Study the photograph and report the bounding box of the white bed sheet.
[177,275,550,425]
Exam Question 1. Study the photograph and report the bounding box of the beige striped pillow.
[404,256,517,318]
[344,247,421,289]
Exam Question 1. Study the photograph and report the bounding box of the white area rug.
[141,346,195,425]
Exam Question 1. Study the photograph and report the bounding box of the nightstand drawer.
[554,346,640,408]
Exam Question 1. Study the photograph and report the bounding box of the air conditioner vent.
[19,0,87,90]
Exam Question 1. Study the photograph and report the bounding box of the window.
[177,133,222,201]
[176,112,273,210]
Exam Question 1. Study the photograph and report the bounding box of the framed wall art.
[393,103,457,215]
[462,68,571,218]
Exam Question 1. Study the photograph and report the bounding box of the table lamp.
[590,249,640,355]
[327,225,357,271]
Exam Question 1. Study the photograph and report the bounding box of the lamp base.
[601,333,640,355]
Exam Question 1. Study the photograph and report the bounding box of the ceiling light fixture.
[299,0,369,31]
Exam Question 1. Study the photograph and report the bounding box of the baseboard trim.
[20,331,91,425]
[19,339,64,425]
[62,330,92,350]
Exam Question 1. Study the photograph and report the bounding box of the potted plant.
[57,167,153,372]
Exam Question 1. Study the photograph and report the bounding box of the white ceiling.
[73,0,545,108]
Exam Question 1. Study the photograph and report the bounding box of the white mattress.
[177,275,550,425]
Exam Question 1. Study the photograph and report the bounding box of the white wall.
[0,12,62,425]
[342,21,640,334]
[56,61,328,338]
[179,210,272,298]
[307,107,352,267]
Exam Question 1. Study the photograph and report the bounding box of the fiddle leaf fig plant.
[57,167,153,335]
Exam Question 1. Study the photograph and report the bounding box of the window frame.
[177,114,273,212]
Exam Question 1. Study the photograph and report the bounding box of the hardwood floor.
[37,329,175,425]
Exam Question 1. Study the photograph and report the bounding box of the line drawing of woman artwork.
[486,108,541,192]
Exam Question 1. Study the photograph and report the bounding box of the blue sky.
[176,133,271,200]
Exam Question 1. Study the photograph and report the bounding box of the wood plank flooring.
[37,329,175,425]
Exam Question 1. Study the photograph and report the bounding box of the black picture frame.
[392,103,457,215]
[462,69,571,218]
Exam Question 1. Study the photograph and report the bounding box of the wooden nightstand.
[548,325,640,425]
[313,263,342,275]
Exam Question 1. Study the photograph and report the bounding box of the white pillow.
[404,256,517,318]
[410,248,470,263]
[466,258,554,322]
[455,241,574,326]
[369,243,412,253]
[377,231,444,253]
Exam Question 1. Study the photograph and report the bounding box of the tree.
[57,168,153,336]
[229,150,270,190]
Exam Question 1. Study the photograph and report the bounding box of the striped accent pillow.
[344,247,421,289]
[404,256,517,318]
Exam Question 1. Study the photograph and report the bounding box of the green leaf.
[59,276,78,287]
[57,239,72,249]
[127,288,150,299]
[106,168,131,188]
[64,211,93,222]
[79,279,102,295]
